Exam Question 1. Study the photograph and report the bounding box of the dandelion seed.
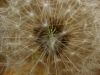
[29,12,34,17]
[43,22,48,27]
[43,3,49,8]
[70,52,76,56]
[11,7,20,14]
[61,31,67,35]
[15,24,20,28]
[28,35,33,38]
[26,0,32,3]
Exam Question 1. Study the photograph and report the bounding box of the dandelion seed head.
[0,0,99,75]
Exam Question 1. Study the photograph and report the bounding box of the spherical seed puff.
[0,0,100,75]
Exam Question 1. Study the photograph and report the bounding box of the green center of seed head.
[47,27,57,51]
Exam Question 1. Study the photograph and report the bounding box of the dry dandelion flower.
[0,0,100,75]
